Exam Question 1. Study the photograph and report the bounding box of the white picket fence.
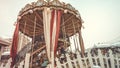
[0,58,12,68]
[55,49,120,68]
[0,49,120,68]
[0,53,30,68]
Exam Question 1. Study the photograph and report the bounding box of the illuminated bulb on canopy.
[17,16,21,20]
[64,9,67,13]
[29,10,33,14]
[47,8,50,11]
[76,15,79,18]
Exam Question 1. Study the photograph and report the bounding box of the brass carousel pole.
[72,20,78,51]
[19,21,27,51]
[62,17,67,49]
[30,16,37,68]
[62,16,73,52]
[79,30,85,57]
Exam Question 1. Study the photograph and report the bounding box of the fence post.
[18,60,24,68]
[116,57,119,68]
[109,50,115,68]
[0,63,4,68]
[55,58,62,68]
[3,58,11,68]
[76,51,84,68]
[98,49,104,68]
[24,53,30,68]
[66,53,73,68]
[88,49,94,68]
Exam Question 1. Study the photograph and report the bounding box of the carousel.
[10,0,85,68]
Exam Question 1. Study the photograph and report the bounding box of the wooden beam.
[20,26,43,32]
[78,31,85,57]
[24,16,34,23]
[24,53,30,68]
[29,31,43,35]
[34,11,43,22]
[20,27,43,37]
[24,16,43,28]
[64,15,74,23]
[61,15,74,27]
[20,23,43,32]
[31,45,46,56]
[64,20,80,29]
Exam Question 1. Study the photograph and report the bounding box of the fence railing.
[0,58,11,68]
[0,53,30,68]
[0,49,120,68]
[55,49,120,68]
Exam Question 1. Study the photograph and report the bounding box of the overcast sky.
[0,0,120,48]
